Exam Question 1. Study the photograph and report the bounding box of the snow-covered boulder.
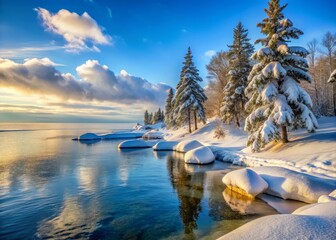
[118,139,158,149]
[142,130,164,139]
[318,195,336,203]
[329,189,336,197]
[102,132,144,139]
[152,141,179,151]
[253,166,336,203]
[222,168,268,198]
[318,189,336,203]
[174,140,203,153]
[218,202,336,240]
[184,146,215,165]
[77,133,101,140]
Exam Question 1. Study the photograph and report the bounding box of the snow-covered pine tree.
[220,22,254,127]
[174,47,207,133]
[144,110,149,125]
[328,69,336,83]
[244,0,318,152]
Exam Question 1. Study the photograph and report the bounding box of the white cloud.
[0,58,171,106]
[0,46,66,58]
[35,8,111,52]
[205,50,216,58]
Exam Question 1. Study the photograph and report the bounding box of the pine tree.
[244,0,318,152]
[165,88,174,128]
[174,47,207,133]
[149,112,153,125]
[144,110,149,125]
[221,22,254,127]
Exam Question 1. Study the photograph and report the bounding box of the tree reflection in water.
[166,154,205,240]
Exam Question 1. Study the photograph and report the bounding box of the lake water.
[0,123,278,240]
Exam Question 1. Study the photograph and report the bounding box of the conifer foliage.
[244,0,318,152]
[221,22,254,127]
[174,47,207,133]
[164,88,174,128]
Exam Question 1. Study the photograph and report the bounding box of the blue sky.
[0,0,335,122]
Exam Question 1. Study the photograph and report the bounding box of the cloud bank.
[0,58,171,105]
[35,8,111,52]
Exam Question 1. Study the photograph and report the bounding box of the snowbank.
[77,133,101,140]
[165,117,336,178]
[118,139,158,149]
[253,166,336,203]
[219,202,336,240]
[74,131,144,140]
[152,141,179,151]
[184,146,215,165]
[174,140,203,153]
[318,189,336,203]
[142,130,164,139]
[222,168,268,198]
[318,195,336,203]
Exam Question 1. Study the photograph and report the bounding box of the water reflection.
[222,188,277,215]
[37,196,101,239]
[167,155,205,239]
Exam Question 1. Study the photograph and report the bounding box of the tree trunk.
[235,114,240,128]
[194,111,197,130]
[188,109,191,133]
[281,126,289,143]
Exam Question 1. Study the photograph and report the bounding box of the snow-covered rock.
[174,140,203,153]
[184,146,215,165]
[152,141,179,151]
[74,131,144,140]
[101,132,144,139]
[219,202,336,240]
[142,130,164,139]
[329,189,336,197]
[222,168,268,198]
[118,139,158,149]
[318,189,336,203]
[318,195,336,203]
[253,166,336,203]
[77,133,101,140]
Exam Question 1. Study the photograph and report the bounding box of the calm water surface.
[0,123,278,240]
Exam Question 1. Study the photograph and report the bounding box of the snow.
[218,202,336,240]
[174,140,204,153]
[288,46,309,56]
[184,146,215,165]
[74,131,144,140]
[77,133,100,140]
[261,62,286,79]
[328,69,336,83]
[293,201,336,216]
[222,168,268,197]
[118,139,159,149]
[142,130,164,139]
[257,194,307,214]
[252,166,336,203]
[152,141,179,151]
[318,195,336,203]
